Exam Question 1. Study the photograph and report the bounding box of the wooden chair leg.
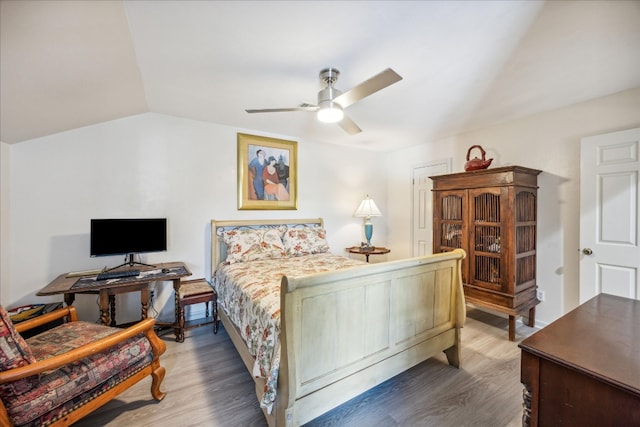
[177,304,185,343]
[150,364,167,401]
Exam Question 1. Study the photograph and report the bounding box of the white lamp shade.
[354,195,382,218]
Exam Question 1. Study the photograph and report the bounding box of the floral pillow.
[283,227,330,256]
[0,305,36,371]
[223,227,286,264]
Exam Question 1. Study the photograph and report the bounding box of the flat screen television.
[90,218,167,267]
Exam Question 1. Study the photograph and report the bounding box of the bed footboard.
[276,249,466,427]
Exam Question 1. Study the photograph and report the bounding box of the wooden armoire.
[430,166,541,340]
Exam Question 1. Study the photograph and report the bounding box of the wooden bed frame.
[210,218,466,427]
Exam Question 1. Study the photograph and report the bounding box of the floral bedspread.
[212,253,366,412]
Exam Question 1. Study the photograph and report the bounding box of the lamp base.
[364,222,373,246]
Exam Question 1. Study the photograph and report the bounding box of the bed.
[210,218,466,427]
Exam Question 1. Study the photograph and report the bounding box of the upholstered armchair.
[0,305,166,427]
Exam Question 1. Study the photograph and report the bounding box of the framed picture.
[237,133,298,210]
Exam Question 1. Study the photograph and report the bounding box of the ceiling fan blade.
[333,68,402,109]
[338,114,362,135]
[246,106,318,113]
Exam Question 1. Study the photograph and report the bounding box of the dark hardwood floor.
[74,308,536,427]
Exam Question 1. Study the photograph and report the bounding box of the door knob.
[582,248,593,255]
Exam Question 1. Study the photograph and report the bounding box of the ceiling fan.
[245,67,402,135]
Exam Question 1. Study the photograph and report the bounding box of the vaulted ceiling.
[1,1,639,151]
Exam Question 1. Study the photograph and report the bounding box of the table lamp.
[354,195,382,247]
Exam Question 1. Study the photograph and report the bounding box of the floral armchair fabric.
[0,305,166,427]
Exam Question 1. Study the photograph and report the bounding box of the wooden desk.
[346,246,390,262]
[519,294,640,426]
[38,262,191,338]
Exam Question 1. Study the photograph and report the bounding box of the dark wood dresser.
[519,294,640,426]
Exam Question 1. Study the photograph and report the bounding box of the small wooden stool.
[176,278,218,342]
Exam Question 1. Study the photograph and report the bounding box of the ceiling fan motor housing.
[319,68,340,84]
[318,68,343,105]
[318,86,343,105]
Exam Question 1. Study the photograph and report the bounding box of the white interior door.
[579,128,640,302]
[412,160,451,257]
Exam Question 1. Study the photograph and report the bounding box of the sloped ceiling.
[1,0,639,151]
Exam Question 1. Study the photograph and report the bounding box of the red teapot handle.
[466,145,486,161]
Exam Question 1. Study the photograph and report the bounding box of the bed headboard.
[210,218,324,273]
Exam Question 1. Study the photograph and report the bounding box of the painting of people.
[237,133,297,210]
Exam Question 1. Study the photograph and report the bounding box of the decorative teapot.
[464,145,493,171]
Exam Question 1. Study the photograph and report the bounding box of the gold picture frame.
[237,133,298,210]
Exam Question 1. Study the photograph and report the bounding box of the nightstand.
[346,246,390,262]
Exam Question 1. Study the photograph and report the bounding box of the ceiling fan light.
[317,102,344,123]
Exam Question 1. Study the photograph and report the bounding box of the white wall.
[5,113,386,322]
[386,87,640,326]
